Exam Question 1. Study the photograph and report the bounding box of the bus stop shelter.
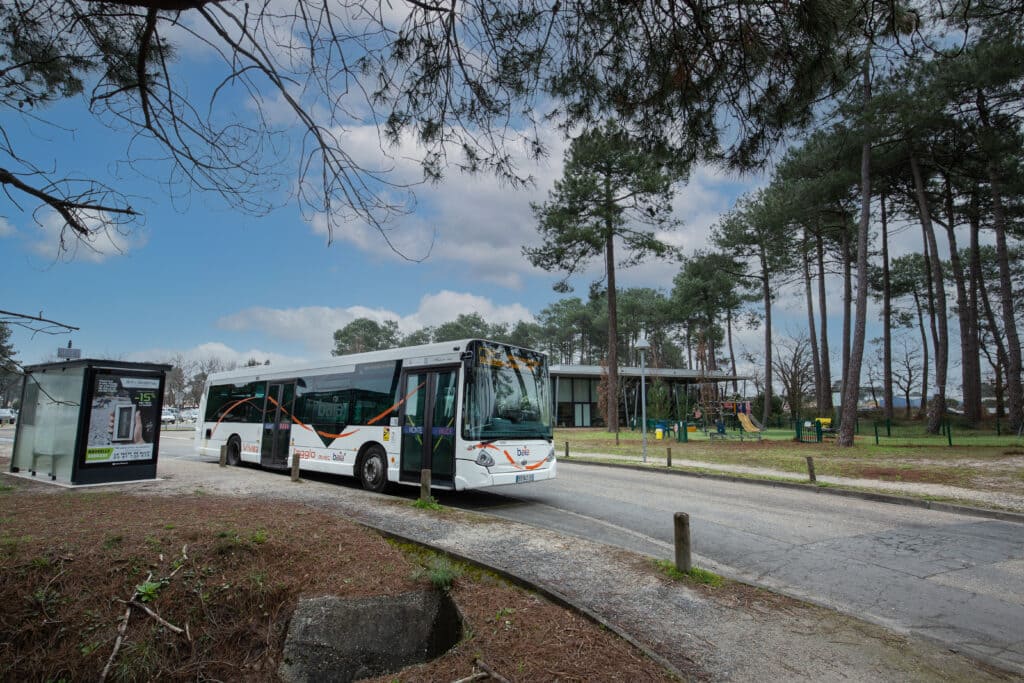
[9,359,171,485]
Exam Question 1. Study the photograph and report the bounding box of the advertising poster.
[85,374,161,464]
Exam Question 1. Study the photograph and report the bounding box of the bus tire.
[358,445,388,493]
[226,436,241,466]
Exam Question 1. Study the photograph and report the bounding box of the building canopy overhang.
[550,364,750,383]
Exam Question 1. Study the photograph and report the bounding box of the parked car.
[161,409,177,424]
[0,408,16,425]
[182,409,199,423]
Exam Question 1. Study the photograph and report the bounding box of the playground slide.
[737,412,762,433]
[746,412,764,430]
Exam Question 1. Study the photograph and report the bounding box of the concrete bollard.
[674,512,692,573]
[291,452,301,482]
[219,444,227,468]
[420,468,432,501]
[806,456,816,483]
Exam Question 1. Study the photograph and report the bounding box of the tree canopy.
[2,0,855,257]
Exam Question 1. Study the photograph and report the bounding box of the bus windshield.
[463,341,552,441]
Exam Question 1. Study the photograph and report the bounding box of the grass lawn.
[555,427,1024,495]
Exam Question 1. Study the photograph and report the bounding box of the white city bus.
[195,339,555,491]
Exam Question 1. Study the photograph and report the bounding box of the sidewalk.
[567,450,1024,515]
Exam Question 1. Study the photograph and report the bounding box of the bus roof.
[204,339,544,385]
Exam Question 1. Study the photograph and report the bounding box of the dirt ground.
[0,478,675,682]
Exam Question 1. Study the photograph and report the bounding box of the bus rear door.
[261,381,295,469]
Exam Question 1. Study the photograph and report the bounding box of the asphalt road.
[446,461,1024,675]
[44,431,1024,674]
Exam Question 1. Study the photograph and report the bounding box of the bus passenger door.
[261,382,294,469]
[399,369,457,487]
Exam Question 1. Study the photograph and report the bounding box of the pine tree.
[525,122,684,432]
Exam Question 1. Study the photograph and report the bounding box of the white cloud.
[313,124,772,294]
[0,217,14,237]
[27,211,146,263]
[216,291,536,357]
[125,342,305,368]
[312,125,569,288]
[403,291,534,330]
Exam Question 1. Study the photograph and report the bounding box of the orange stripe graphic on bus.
[266,395,358,440]
[470,442,548,471]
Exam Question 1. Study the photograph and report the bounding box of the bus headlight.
[475,451,495,468]
[547,447,555,462]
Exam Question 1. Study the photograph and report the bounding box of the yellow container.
[655,428,663,440]
[687,425,698,433]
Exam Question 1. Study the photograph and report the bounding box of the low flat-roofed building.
[550,364,750,428]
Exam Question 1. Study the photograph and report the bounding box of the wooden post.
[805,456,816,483]
[673,512,692,573]
[290,452,301,482]
[564,441,569,459]
[420,468,432,502]
[615,431,620,446]
[219,445,227,468]
[667,447,672,467]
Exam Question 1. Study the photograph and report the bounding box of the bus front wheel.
[226,437,241,466]
[359,446,388,493]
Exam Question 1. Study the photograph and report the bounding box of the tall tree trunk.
[910,153,948,434]
[977,246,1009,403]
[920,224,939,412]
[977,91,1023,432]
[995,358,1005,418]
[760,247,773,427]
[912,290,930,419]
[838,101,872,447]
[986,168,1023,432]
[605,227,619,432]
[803,229,822,414]
[967,191,984,423]
[686,328,693,370]
[727,309,739,395]
[841,226,852,411]
[880,193,894,422]
[817,232,833,414]
[942,174,976,424]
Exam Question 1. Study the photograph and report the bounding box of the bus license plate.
[516,473,534,483]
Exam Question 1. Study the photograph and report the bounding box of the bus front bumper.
[456,458,557,490]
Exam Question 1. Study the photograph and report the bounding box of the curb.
[362,523,691,681]
[560,458,1024,525]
